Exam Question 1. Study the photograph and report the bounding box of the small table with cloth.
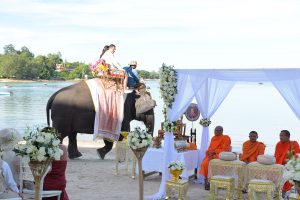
[141,148,199,180]
[208,158,246,200]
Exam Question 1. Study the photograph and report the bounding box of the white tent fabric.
[148,68,300,199]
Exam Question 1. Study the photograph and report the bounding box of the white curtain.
[145,132,176,199]
[168,70,212,121]
[265,69,300,119]
[192,78,235,180]
[148,70,211,199]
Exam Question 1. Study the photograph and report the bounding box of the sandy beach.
[63,139,209,200]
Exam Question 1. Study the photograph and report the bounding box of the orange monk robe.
[274,141,300,192]
[200,135,231,178]
[240,140,265,163]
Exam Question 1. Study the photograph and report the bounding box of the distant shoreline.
[0,78,159,83]
[0,78,81,83]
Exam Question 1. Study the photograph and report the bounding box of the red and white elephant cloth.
[85,79,124,141]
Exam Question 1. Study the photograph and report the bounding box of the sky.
[1,0,300,71]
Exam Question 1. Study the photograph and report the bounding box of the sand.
[63,139,209,200]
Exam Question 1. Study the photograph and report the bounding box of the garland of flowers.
[159,63,178,131]
[199,118,211,127]
[159,63,177,109]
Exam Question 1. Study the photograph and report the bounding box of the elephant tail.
[46,91,59,126]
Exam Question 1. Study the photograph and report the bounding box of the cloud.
[1,0,300,70]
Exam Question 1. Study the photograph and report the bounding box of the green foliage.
[138,70,159,79]
[0,44,158,80]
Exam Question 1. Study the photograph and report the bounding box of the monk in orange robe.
[240,131,265,163]
[274,130,300,195]
[200,126,231,190]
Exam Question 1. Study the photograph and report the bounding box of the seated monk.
[240,131,265,163]
[43,144,69,200]
[200,125,231,190]
[274,130,300,197]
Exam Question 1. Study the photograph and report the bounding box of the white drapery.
[192,78,235,181]
[148,68,300,199]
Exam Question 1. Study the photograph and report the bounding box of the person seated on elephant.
[43,144,69,200]
[100,44,130,92]
[123,60,140,89]
[0,158,22,199]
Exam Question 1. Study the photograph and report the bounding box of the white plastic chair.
[19,159,62,200]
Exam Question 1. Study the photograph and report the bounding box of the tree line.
[0,44,159,80]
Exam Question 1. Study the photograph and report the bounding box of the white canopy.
[150,68,300,199]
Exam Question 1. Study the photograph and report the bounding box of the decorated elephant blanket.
[85,79,124,141]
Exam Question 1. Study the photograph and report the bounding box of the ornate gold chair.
[165,179,189,200]
[248,179,275,200]
[208,159,246,200]
[115,140,135,178]
[210,175,235,200]
[246,162,284,200]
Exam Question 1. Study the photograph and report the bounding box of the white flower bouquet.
[127,127,153,150]
[163,120,177,132]
[13,127,63,162]
[199,118,211,127]
[168,161,186,171]
[283,154,300,183]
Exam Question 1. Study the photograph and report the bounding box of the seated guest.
[0,159,21,199]
[0,128,22,185]
[43,144,69,200]
[240,131,265,163]
[123,60,139,89]
[274,130,300,196]
[200,126,231,190]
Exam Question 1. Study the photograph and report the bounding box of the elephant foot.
[97,148,107,160]
[69,151,82,159]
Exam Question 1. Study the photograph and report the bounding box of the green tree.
[3,44,18,55]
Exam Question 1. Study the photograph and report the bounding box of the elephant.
[46,80,155,159]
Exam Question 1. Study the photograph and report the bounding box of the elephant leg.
[97,139,113,160]
[97,135,124,159]
[68,132,82,159]
[145,114,154,136]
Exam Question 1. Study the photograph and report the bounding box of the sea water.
[0,80,299,155]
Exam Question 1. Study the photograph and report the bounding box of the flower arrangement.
[159,63,177,109]
[127,127,153,150]
[283,154,300,184]
[163,120,177,132]
[168,160,186,171]
[199,118,211,127]
[89,59,110,77]
[13,127,62,162]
